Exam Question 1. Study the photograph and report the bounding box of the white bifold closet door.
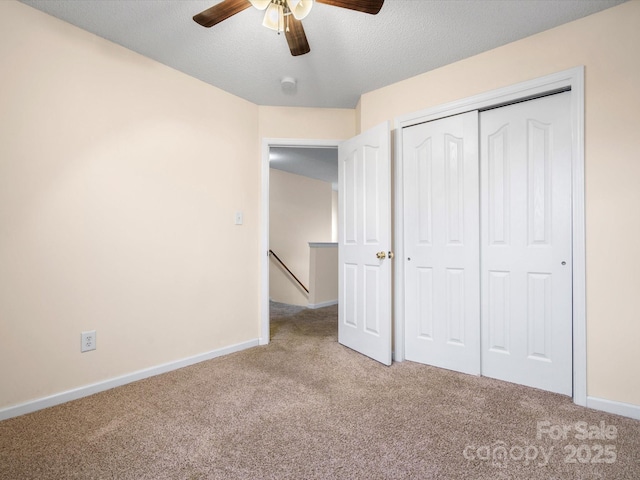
[403,111,481,375]
[404,92,573,395]
[480,92,573,395]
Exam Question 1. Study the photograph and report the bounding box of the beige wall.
[308,244,338,307]
[259,106,355,140]
[359,1,640,407]
[0,2,260,409]
[269,170,332,306]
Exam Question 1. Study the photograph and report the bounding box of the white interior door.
[338,122,392,365]
[480,92,573,395]
[403,111,481,375]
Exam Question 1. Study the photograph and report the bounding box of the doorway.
[260,139,341,345]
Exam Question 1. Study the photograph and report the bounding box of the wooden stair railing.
[269,249,309,294]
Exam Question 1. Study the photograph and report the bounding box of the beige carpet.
[1,302,639,479]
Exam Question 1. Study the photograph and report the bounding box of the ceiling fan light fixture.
[262,2,285,32]
[286,0,313,20]
[193,0,384,57]
[249,0,271,10]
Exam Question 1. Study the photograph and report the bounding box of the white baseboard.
[0,338,259,422]
[586,396,640,420]
[308,300,338,309]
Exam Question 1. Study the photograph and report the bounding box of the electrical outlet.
[81,330,96,352]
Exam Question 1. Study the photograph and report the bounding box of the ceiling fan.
[193,0,384,57]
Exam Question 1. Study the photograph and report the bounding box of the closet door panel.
[404,111,480,375]
[480,92,573,395]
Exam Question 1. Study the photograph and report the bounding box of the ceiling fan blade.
[316,0,384,15]
[193,0,252,28]
[285,16,311,56]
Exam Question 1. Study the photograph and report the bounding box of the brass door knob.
[376,251,387,259]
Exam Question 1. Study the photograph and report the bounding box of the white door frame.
[393,67,586,406]
[260,138,341,345]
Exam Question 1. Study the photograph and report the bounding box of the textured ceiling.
[270,146,339,189]
[19,0,626,109]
